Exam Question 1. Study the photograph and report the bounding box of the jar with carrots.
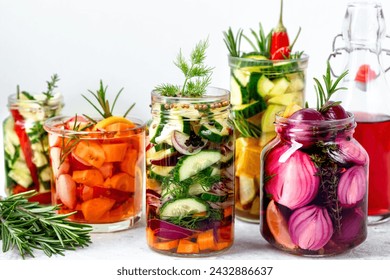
[44,81,145,232]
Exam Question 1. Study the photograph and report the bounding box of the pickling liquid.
[353,112,390,217]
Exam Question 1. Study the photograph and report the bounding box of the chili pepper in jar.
[270,0,289,59]
[271,27,301,60]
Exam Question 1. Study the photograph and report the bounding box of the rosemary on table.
[0,190,92,259]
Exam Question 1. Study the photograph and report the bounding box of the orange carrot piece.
[120,149,138,176]
[102,143,128,162]
[81,185,94,201]
[177,239,199,254]
[197,230,216,251]
[72,169,104,186]
[105,122,135,137]
[146,228,156,245]
[73,141,105,168]
[154,240,179,251]
[224,206,233,218]
[213,241,231,251]
[99,198,135,223]
[104,172,134,192]
[81,197,115,222]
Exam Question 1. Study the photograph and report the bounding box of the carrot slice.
[72,169,104,186]
[81,197,115,222]
[213,241,231,251]
[146,227,156,245]
[197,230,215,251]
[224,206,233,218]
[266,200,296,249]
[120,149,138,176]
[102,143,128,162]
[104,172,134,192]
[105,122,136,137]
[154,239,179,251]
[177,239,199,254]
[73,141,105,168]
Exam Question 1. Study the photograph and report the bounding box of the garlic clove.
[337,166,367,207]
[288,205,333,251]
[264,144,320,210]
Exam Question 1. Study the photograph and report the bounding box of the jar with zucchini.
[223,0,308,222]
[146,39,235,256]
[3,75,63,204]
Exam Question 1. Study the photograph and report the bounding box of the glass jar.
[146,87,235,256]
[3,93,63,204]
[44,116,145,232]
[329,2,390,224]
[260,113,368,256]
[229,55,308,222]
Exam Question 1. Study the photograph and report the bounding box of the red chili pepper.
[271,27,301,60]
[355,64,376,83]
[10,109,40,191]
[270,0,290,59]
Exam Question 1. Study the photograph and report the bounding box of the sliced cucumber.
[233,101,266,119]
[8,169,32,188]
[146,147,176,165]
[261,104,285,133]
[200,192,228,203]
[239,175,256,206]
[257,75,275,98]
[286,74,305,92]
[268,93,300,106]
[199,121,230,143]
[230,76,249,105]
[221,150,234,166]
[160,198,209,219]
[174,150,222,181]
[247,73,261,100]
[39,166,52,182]
[149,165,175,182]
[154,116,191,145]
[232,69,250,87]
[268,77,290,97]
[32,151,48,168]
[4,118,20,146]
[149,117,167,144]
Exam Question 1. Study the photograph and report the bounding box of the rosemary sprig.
[242,23,272,57]
[314,62,348,112]
[42,74,60,101]
[154,39,213,97]
[0,190,92,259]
[232,112,262,138]
[223,27,243,57]
[82,80,135,118]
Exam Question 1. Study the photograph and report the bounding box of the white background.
[1,0,390,194]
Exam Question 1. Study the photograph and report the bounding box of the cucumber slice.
[199,122,230,143]
[8,169,33,188]
[160,198,209,219]
[239,175,256,206]
[268,77,290,97]
[268,93,300,106]
[200,192,228,203]
[230,76,249,105]
[221,150,234,167]
[257,75,275,98]
[261,104,285,133]
[232,69,250,87]
[146,147,176,165]
[247,73,261,100]
[286,74,305,92]
[233,101,266,119]
[174,150,222,181]
[40,166,52,182]
[149,117,167,144]
[154,116,191,145]
[150,165,174,182]
[4,118,20,146]
[32,151,48,168]
[242,54,268,60]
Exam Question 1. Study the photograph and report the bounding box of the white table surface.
[1,215,389,261]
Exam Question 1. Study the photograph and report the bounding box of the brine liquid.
[354,113,390,216]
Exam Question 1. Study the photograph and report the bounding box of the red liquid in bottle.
[354,112,390,216]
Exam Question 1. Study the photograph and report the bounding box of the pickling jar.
[146,87,235,256]
[260,113,368,256]
[3,93,63,204]
[328,1,390,224]
[229,55,308,223]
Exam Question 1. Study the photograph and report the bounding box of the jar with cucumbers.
[146,40,235,256]
[223,0,308,222]
[3,75,63,204]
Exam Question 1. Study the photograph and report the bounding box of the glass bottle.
[228,55,308,223]
[145,87,235,256]
[3,92,63,204]
[329,1,390,224]
[260,113,368,256]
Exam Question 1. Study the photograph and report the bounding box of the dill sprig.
[0,190,92,259]
[154,39,213,97]
[314,62,348,112]
[82,80,135,118]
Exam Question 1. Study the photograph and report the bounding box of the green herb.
[154,39,213,97]
[223,27,243,57]
[166,212,209,230]
[42,74,60,101]
[310,141,342,232]
[0,190,92,259]
[314,62,348,112]
[232,112,262,138]
[82,80,135,118]
[242,23,272,57]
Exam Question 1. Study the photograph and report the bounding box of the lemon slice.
[94,116,134,130]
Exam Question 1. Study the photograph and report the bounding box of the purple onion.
[265,144,320,210]
[288,205,333,251]
[338,166,366,207]
[333,208,366,244]
[330,138,368,166]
